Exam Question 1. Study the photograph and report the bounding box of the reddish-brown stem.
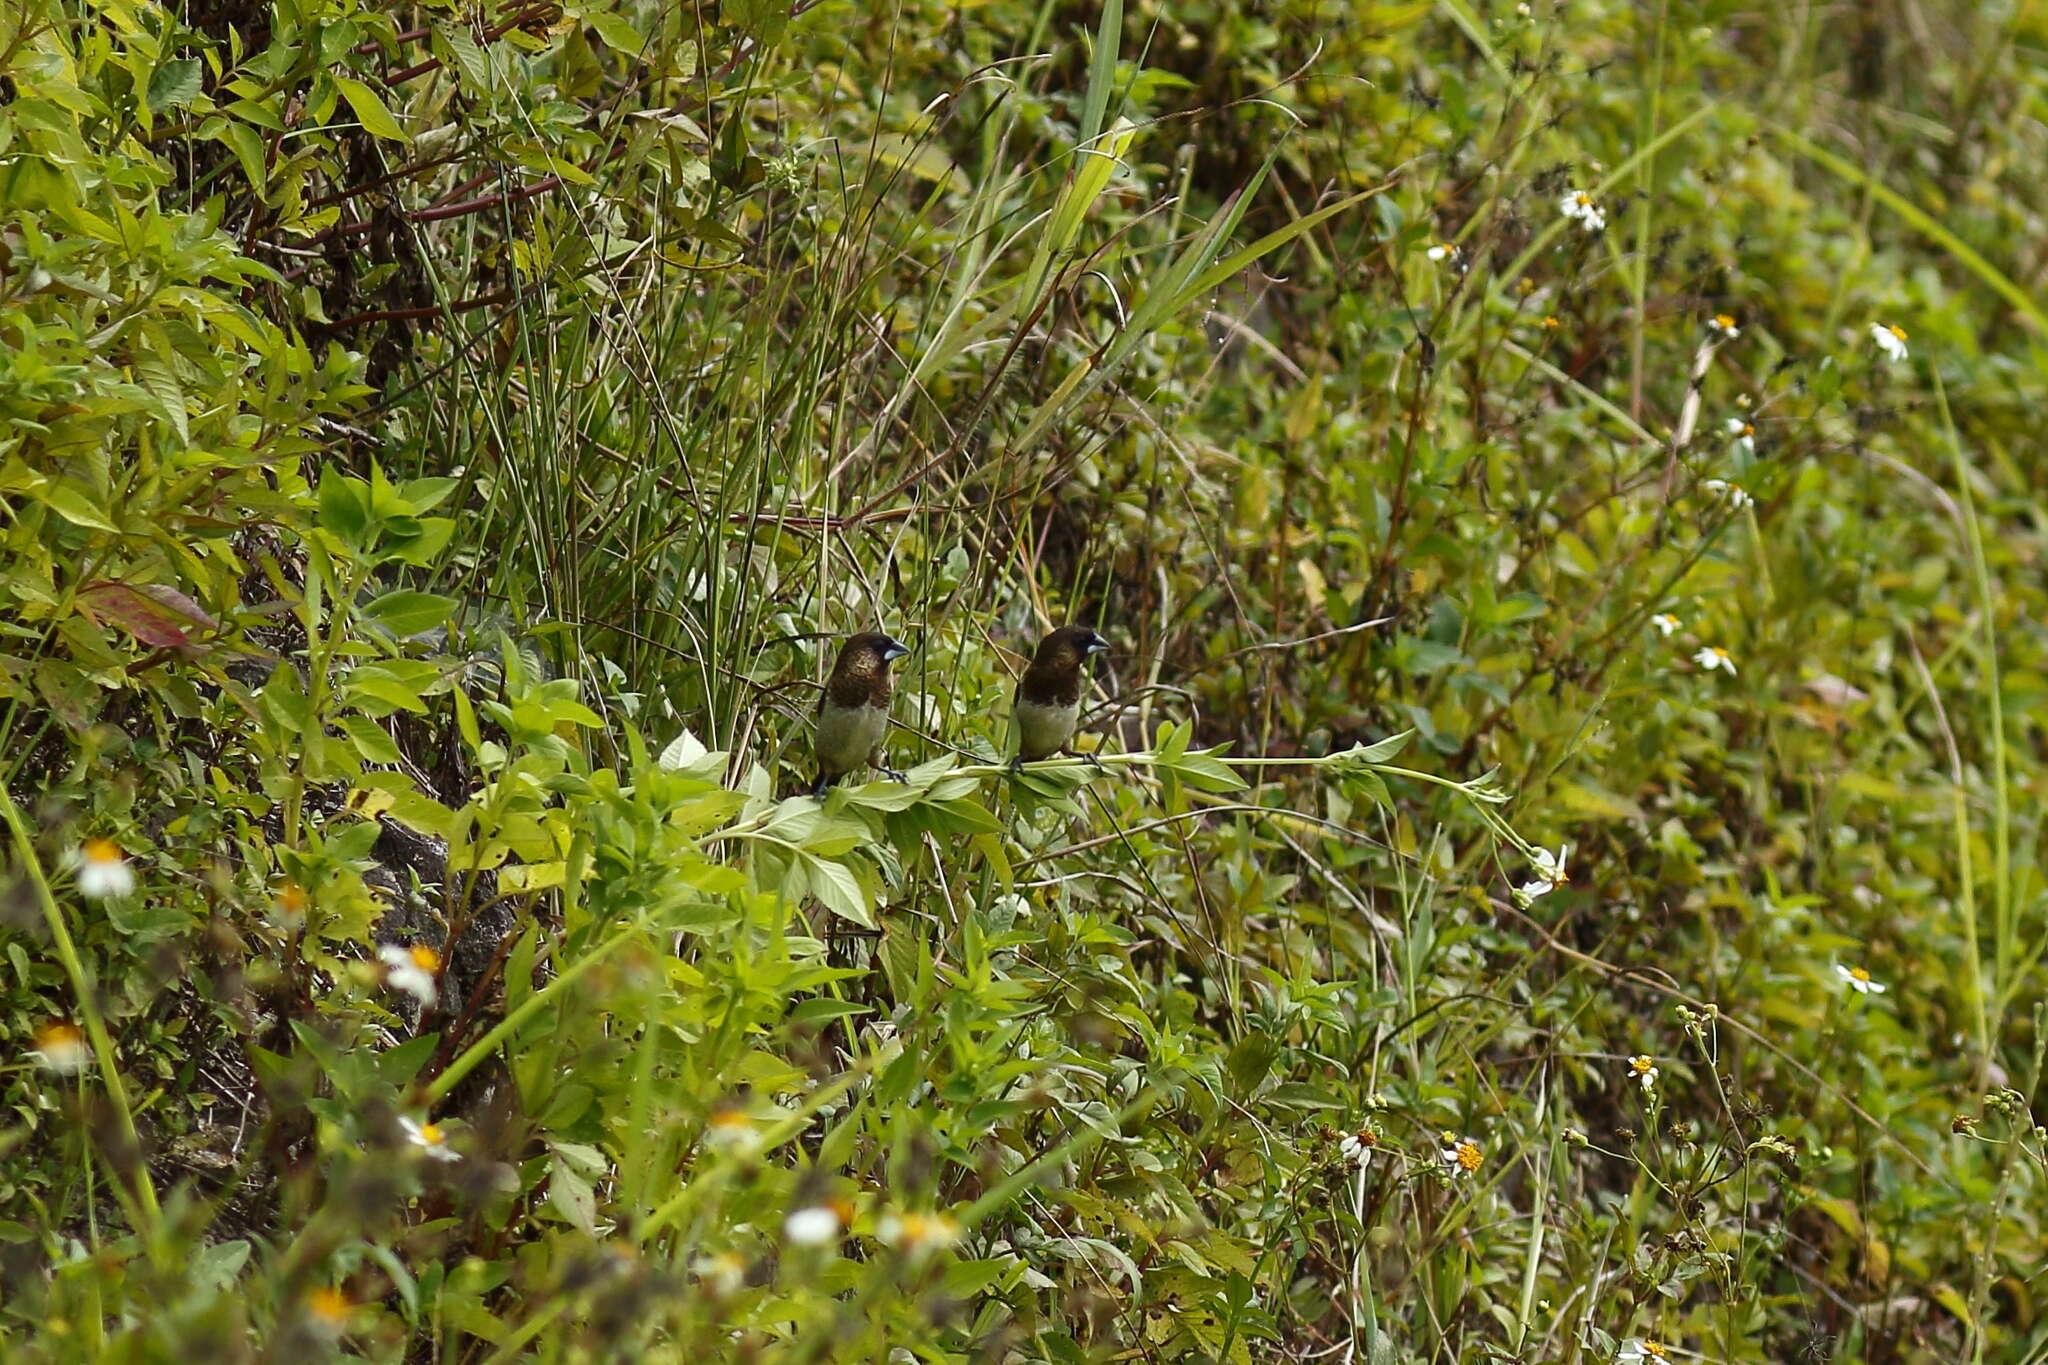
[309,288,511,332]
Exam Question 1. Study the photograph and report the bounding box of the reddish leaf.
[77,581,219,651]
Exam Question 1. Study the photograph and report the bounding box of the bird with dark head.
[1012,625,1110,772]
[812,632,911,796]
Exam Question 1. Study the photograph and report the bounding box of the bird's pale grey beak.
[880,637,912,662]
[1084,634,1110,656]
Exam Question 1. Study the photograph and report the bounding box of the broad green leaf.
[587,10,645,55]
[38,484,119,532]
[334,76,410,142]
[363,590,456,638]
[147,58,203,113]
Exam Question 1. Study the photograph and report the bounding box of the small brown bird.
[1011,625,1110,771]
[813,632,911,795]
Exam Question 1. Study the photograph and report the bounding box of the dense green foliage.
[6,0,2048,1359]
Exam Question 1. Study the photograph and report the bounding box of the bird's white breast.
[1014,698,1080,759]
[816,701,889,772]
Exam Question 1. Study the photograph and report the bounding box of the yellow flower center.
[1887,324,1907,340]
[1741,423,1754,435]
[707,1109,755,1143]
[1714,314,1736,329]
[305,1286,350,1326]
[1642,1343,1668,1360]
[408,945,441,972]
[36,1021,83,1049]
[1631,1056,1654,1074]
[1576,194,1592,207]
[278,883,308,913]
[1850,967,1871,983]
[1541,316,1560,328]
[83,838,122,865]
[1456,1141,1483,1171]
[417,1122,444,1146]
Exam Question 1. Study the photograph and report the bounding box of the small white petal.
[400,1116,460,1162]
[784,1205,842,1246]
[378,943,441,1008]
[1692,646,1736,675]
[75,841,135,899]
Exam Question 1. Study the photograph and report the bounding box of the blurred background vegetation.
[5,0,2048,1359]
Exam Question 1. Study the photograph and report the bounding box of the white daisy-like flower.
[31,1021,90,1075]
[877,1209,961,1257]
[692,1251,747,1296]
[1440,1132,1485,1177]
[302,1287,351,1341]
[1558,189,1606,232]
[1512,843,1569,905]
[1339,1128,1379,1169]
[703,1107,759,1152]
[1836,963,1887,995]
[274,882,309,933]
[1692,645,1737,675]
[1870,322,1909,362]
[1618,1340,1671,1364]
[784,1200,849,1247]
[1626,1055,1659,1091]
[400,1115,460,1162]
[1702,478,1753,509]
[1651,612,1681,637]
[1426,241,1461,264]
[378,942,441,1008]
[1724,416,1756,458]
[75,839,135,899]
[1707,313,1739,340]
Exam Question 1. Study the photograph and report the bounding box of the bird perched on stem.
[813,632,911,796]
[1012,625,1110,772]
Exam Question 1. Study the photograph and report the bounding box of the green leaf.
[334,76,410,142]
[723,0,787,44]
[400,476,460,512]
[38,484,119,532]
[788,997,872,1025]
[340,714,403,764]
[147,58,204,113]
[804,854,873,929]
[548,1153,597,1234]
[376,1032,441,1085]
[347,666,428,715]
[587,10,645,55]
[387,516,456,567]
[317,468,373,544]
[1171,749,1246,793]
[1344,769,1392,809]
[938,1258,1013,1299]
[453,687,483,754]
[1329,729,1413,768]
[363,590,455,638]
